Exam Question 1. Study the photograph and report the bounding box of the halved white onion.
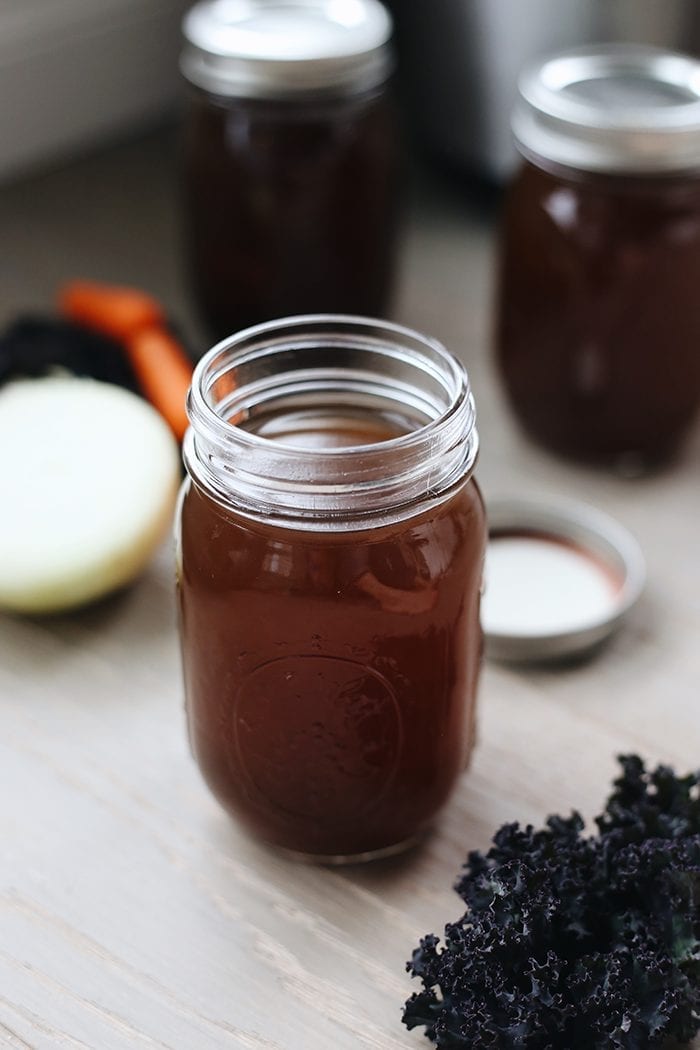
[0,376,181,613]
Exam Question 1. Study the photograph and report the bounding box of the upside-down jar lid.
[181,0,393,99]
[513,45,700,174]
[481,497,646,664]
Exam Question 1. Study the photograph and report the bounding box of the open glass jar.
[181,0,400,342]
[177,316,485,861]
[496,46,700,468]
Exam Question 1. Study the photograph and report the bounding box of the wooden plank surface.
[1,133,699,1049]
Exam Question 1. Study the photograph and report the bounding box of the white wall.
[0,0,190,181]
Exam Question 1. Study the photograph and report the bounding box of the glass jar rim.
[184,314,479,529]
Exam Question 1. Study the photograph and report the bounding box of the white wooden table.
[1,135,699,1049]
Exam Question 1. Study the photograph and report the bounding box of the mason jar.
[181,0,401,342]
[496,45,700,468]
[177,315,486,861]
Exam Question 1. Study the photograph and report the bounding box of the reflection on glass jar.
[177,316,486,861]
[496,46,700,468]
[181,0,401,342]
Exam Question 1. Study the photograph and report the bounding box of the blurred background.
[388,0,700,179]
[1,0,698,184]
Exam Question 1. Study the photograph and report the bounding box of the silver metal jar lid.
[513,45,700,174]
[181,0,393,99]
[481,497,646,664]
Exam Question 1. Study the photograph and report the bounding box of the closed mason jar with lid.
[496,45,700,467]
[176,315,486,861]
[181,0,400,342]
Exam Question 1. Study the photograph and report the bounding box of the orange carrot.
[59,281,164,342]
[125,326,193,441]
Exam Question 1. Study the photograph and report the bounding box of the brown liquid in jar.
[496,159,700,465]
[178,410,485,859]
[183,89,400,343]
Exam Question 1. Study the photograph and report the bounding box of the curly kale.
[404,756,700,1048]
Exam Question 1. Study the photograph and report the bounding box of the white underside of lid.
[482,534,620,637]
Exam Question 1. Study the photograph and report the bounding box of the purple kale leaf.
[404,757,700,1048]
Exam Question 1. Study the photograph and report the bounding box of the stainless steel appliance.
[390,0,698,178]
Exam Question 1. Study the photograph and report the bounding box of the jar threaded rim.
[184,315,479,530]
